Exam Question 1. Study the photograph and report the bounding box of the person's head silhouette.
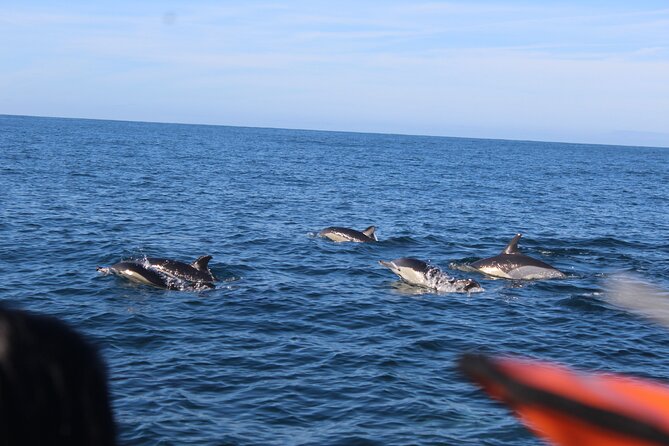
[0,306,116,445]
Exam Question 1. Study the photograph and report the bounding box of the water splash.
[424,267,484,293]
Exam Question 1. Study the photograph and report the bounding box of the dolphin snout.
[96,266,112,275]
[379,260,397,271]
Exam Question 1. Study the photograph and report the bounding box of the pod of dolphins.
[320,225,565,293]
[98,226,564,292]
[94,226,669,446]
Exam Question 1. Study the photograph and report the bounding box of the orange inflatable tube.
[459,354,669,446]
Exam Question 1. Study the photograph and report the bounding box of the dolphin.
[319,226,377,243]
[97,255,216,290]
[470,234,565,280]
[379,257,483,293]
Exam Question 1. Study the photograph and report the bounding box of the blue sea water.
[1,114,668,445]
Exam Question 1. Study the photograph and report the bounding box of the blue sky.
[2,1,669,146]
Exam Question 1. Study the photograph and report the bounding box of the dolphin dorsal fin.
[362,226,377,241]
[502,234,522,254]
[191,255,212,271]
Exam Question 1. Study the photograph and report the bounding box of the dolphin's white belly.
[323,232,354,242]
[476,266,512,279]
[507,266,565,280]
[396,266,430,286]
[119,269,156,286]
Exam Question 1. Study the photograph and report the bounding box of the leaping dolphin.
[470,234,565,280]
[319,226,377,243]
[379,258,483,293]
[97,255,216,290]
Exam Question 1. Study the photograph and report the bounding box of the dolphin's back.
[146,257,215,282]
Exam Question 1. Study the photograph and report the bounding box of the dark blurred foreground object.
[0,306,116,446]
[460,353,669,446]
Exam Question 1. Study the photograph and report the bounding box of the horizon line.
[2,112,667,150]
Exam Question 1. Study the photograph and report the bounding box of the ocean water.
[1,114,668,445]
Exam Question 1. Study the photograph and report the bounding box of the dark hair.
[0,306,116,446]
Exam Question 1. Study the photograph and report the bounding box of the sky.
[1,1,669,147]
